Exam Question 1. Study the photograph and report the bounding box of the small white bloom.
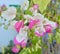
[10,21,17,26]
[33,13,44,20]
[1,7,17,20]
[20,0,29,10]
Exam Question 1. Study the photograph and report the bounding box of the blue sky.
[0,0,20,6]
[0,0,22,51]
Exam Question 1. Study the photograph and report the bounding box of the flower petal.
[14,20,24,32]
[1,7,16,20]
[12,46,19,53]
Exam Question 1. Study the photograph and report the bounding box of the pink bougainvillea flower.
[35,31,46,37]
[14,37,20,45]
[29,19,39,29]
[45,25,52,33]
[14,37,27,48]
[14,20,24,32]
[14,36,26,45]
[12,46,19,53]
[20,40,27,48]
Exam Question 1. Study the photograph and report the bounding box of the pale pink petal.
[14,20,24,32]
[12,46,19,53]
[33,4,39,10]
[13,37,20,45]
[20,41,27,48]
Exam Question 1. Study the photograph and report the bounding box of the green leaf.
[33,0,51,13]
[31,36,38,45]
[58,15,60,24]
[19,48,26,54]
[56,32,60,44]
[24,10,32,15]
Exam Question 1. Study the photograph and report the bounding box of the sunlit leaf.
[33,0,51,13]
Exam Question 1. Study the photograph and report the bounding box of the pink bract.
[35,31,46,37]
[14,37,27,48]
[29,19,39,29]
[45,25,52,33]
[12,46,19,53]
[14,37,21,45]
[14,20,24,32]
[20,41,27,48]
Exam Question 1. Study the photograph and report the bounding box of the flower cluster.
[0,0,58,53]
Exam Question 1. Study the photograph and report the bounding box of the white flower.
[1,7,17,20]
[20,0,29,10]
[16,26,28,43]
[33,13,44,20]
[45,21,57,30]
[24,13,44,23]
[43,18,57,30]
[24,13,44,20]
[9,20,17,29]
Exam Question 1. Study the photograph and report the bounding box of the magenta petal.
[29,20,35,29]
[14,21,24,32]
[12,46,19,53]
[45,25,52,33]
[15,21,19,32]
[35,31,46,37]
[13,37,20,45]
[29,19,39,29]
[20,41,27,48]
